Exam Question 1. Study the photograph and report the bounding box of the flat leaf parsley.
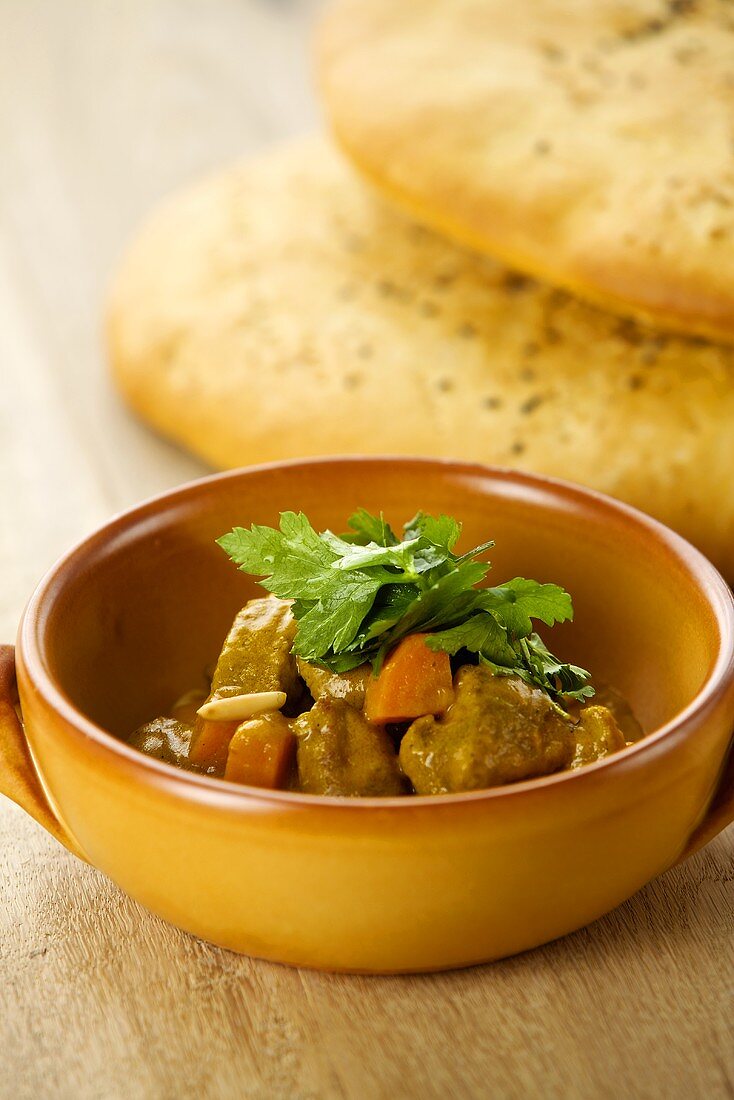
[217,509,594,703]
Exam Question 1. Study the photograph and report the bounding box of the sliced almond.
[196,690,286,721]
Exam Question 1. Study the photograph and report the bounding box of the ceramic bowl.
[1,458,733,972]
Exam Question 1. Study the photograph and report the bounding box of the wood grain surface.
[0,3,731,1097]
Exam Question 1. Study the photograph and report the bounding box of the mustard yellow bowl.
[2,458,733,973]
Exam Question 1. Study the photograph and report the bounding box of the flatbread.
[107,136,734,579]
[317,0,734,344]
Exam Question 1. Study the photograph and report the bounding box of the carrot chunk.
[225,712,296,789]
[188,718,240,771]
[364,633,454,724]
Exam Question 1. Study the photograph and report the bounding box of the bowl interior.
[34,460,723,741]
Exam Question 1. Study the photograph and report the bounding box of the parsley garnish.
[216,510,594,703]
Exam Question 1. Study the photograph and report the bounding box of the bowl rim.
[18,456,734,811]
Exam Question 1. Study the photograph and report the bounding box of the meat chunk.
[571,705,627,768]
[586,683,643,743]
[566,682,643,763]
[128,717,192,767]
[297,657,370,709]
[211,596,299,705]
[400,665,574,794]
[294,697,406,796]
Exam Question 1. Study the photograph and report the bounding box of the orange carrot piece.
[364,633,454,724]
[188,718,240,771]
[225,713,296,789]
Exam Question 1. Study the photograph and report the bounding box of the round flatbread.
[107,136,734,580]
[317,0,734,344]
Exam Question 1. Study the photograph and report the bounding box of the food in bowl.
[5,458,733,970]
[129,509,642,794]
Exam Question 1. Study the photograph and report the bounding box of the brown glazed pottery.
[1,458,732,971]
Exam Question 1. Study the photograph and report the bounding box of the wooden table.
[0,3,731,1097]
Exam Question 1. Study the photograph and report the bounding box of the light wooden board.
[0,3,731,1097]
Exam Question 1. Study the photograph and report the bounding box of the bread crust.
[107,136,734,580]
[317,0,734,344]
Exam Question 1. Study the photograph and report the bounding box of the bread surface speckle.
[107,136,734,580]
[317,0,734,343]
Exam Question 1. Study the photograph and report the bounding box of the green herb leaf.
[326,536,421,575]
[519,634,595,702]
[403,511,461,552]
[217,508,593,702]
[345,508,399,546]
[425,612,518,666]
[477,579,574,638]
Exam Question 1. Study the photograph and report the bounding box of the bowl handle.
[0,645,86,860]
[676,739,734,863]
